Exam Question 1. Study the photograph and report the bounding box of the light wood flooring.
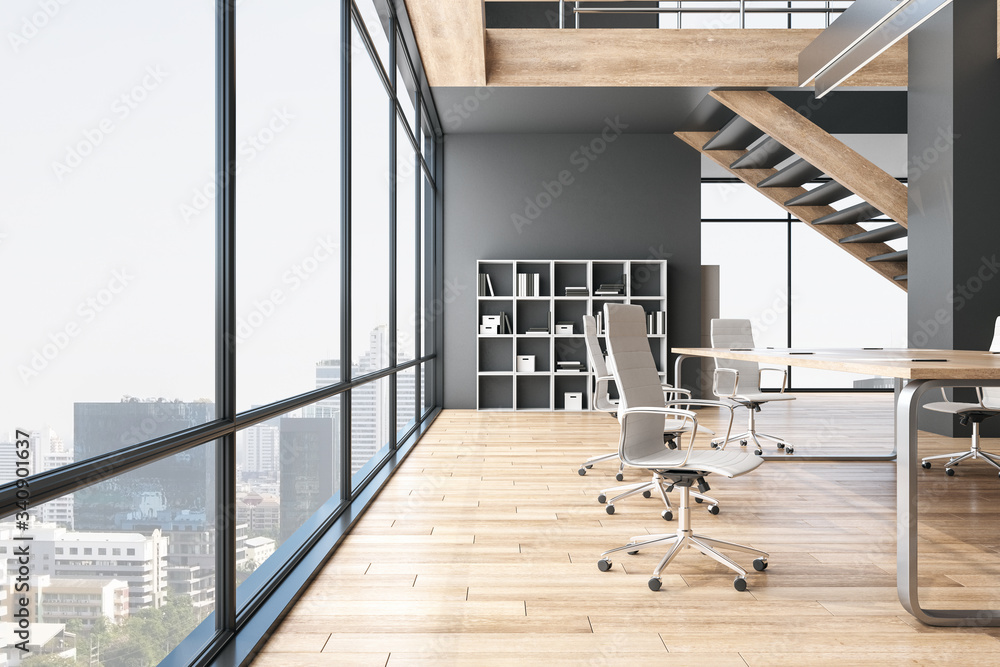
[255,394,1000,666]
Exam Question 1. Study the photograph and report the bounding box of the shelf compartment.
[516,337,551,372]
[553,335,588,372]
[515,299,551,335]
[478,261,514,297]
[479,375,514,410]
[553,300,587,335]
[555,375,590,411]
[592,261,627,296]
[516,375,551,410]
[479,337,513,373]
[553,261,589,297]
[514,261,551,297]
[629,262,664,297]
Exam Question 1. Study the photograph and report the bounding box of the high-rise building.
[72,400,215,530]
[33,429,74,528]
[278,417,339,543]
[244,414,281,479]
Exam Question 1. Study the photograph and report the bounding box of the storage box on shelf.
[476,259,667,411]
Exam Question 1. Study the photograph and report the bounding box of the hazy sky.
[1,1,415,443]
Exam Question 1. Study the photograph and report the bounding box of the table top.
[671,348,1000,380]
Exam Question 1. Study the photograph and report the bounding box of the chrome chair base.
[921,420,1000,476]
[598,482,767,591]
[713,405,793,455]
[598,473,719,519]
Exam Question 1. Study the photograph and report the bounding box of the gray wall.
[908,1,1000,435]
[442,133,701,408]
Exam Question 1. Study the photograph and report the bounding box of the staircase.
[677,90,908,291]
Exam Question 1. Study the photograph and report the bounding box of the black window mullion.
[414,90,423,425]
[340,0,353,502]
[214,0,237,636]
[388,9,398,449]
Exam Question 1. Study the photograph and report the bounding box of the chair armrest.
[663,399,735,451]
[661,384,692,400]
[619,406,699,467]
[713,368,738,398]
[758,367,788,393]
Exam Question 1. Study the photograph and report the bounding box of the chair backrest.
[582,315,616,412]
[984,316,1000,408]
[710,318,760,394]
[604,304,669,462]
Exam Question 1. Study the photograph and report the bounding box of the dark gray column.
[908,0,1000,435]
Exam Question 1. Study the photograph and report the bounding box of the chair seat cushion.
[733,393,796,404]
[924,401,1000,416]
[627,448,764,478]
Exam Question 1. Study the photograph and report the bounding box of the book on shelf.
[564,286,589,297]
[517,272,542,297]
[645,310,666,335]
[478,273,496,297]
[502,312,512,335]
[526,327,548,336]
[556,360,585,372]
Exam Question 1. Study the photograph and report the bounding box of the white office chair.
[596,304,769,591]
[710,318,795,455]
[580,315,721,519]
[921,316,1000,477]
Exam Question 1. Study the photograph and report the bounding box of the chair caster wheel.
[710,442,719,449]
[740,440,748,447]
[708,504,720,515]
[946,468,956,476]
[578,468,587,476]
[586,464,593,469]
[597,559,612,572]
[694,497,703,504]
[642,490,652,499]
[921,461,931,469]
[615,473,624,482]
[734,577,748,592]
[597,494,607,504]
[667,441,678,450]
[648,577,662,591]
[661,510,673,521]
[785,447,794,454]
[754,449,763,456]
[753,558,768,571]
[777,443,784,449]
[606,505,615,515]
[627,549,639,556]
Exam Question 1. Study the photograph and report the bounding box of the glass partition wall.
[702,180,907,389]
[0,1,440,664]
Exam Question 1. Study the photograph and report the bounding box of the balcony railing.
[551,1,852,29]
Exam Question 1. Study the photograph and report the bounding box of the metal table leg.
[897,379,1000,626]
[673,353,896,461]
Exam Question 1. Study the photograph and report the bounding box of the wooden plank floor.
[255,395,1000,666]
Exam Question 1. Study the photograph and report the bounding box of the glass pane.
[397,118,418,363]
[422,360,432,417]
[351,377,390,480]
[702,221,789,388]
[396,54,417,138]
[236,0,342,409]
[355,0,390,73]
[352,29,392,374]
[790,222,908,388]
[702,182,789,220]
[1,440,215,660]
[397,367,417,441]
[237,400,341,590]
[1,0,215,454]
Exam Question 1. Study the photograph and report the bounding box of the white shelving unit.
[476,259,668,411]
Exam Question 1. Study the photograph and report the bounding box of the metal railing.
[555,1,852,29]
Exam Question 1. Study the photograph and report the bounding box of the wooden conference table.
[672,347,1000,627]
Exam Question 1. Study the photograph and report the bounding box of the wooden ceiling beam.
[404,0,486,87]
